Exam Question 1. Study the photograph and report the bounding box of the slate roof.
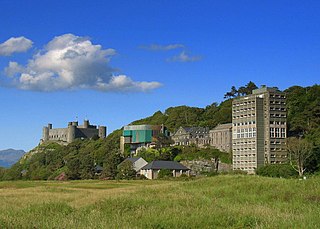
[210,123,232,131]
[141,160,190,170]
[95,165,103,172]
[173,126,210,137]
[124,157,141,163]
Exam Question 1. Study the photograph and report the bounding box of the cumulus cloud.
[0,37,33,56]
[140,44,184,51]
[3,34,162,92]
[166,51,202,62]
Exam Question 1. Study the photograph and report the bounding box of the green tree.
[116,160,136,179]
[256,164,297,178]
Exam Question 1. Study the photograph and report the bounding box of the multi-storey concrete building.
[232,86,287,173]
[41,120,106,144]
[209,123,232,152]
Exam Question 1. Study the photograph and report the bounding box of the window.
[270,128,275,138]
[275,128,280,138]
[281,128,286,138]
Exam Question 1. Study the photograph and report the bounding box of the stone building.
[232,86,287,174]
[171,126,211,147]
[41,120,106,144]
[209,123,232,152]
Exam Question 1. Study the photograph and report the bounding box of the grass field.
[0,176,320,228]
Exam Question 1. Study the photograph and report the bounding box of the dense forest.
[0,82,319,180]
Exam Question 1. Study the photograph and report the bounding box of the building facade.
[209,123,232,152]
[41,120,106,144]
[140,160,190,179]
[120,124,169,154]
[171,126,211,147]
[232,86,287,173]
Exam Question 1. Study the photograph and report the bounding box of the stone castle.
[41,120,106,144]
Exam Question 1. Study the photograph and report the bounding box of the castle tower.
[84,120,90,128]
[67,124,76,143]
[98,126,107,138]
[42,126,49,141]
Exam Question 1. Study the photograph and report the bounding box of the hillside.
[1,83,319,180]
[131,99,232,132]
[0,149,25,168]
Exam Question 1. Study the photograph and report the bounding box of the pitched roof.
[173,126,210,137]
[124,157,141,163]
[211,123,232,131]
[141,160,190,170]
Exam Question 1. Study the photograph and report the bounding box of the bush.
[158,169,173,179]
[256,164,298,178]
[200,171,218,177]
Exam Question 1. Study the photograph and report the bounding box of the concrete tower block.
[43,127,49,141]
[67,125,76,143]
[99,126,107,138]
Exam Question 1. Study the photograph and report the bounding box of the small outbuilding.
[140,160,190,179]
[120,157,148,172]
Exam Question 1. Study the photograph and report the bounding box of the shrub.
[200,171,218,177]
[158,169,173,179]
[256,164,298,178]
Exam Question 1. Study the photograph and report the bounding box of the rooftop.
[141,160,190,170]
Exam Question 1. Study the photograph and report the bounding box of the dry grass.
[0,176,320,228]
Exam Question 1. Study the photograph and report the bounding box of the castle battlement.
[41,120,106,144]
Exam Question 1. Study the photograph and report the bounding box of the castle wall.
[76,128,100,139]
[48,128,68,142]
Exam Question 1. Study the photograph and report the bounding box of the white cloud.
[166,51,202,62]
[3,34,162,92]
[140,44,184,51]
[0,37,33,56]
[4,61,25,77]
[96,75,162,92]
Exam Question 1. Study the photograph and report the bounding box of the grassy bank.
[0,176,320,228]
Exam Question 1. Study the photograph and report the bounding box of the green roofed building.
[120,124,169,154]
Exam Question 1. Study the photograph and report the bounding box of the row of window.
[270,100,286,105]
[233,154,256,157]
[270,121,286,125]
[270,113,286,118]
[270,148,286,151]
[233,161,257,164]
[49,134,67,139]
[270,154,287,158]
[233,140,256,145]
[269,94,286,99]
[270,107,286,111]
[233,167,256,171]
[233,121,256,126]
[233,128,256,139]
[233,107,255,113]
[233,101,255,107]
[233,114,255,119]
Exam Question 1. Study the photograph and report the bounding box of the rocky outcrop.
[180,159,231,175]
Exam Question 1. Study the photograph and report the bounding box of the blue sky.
[0,0,319,151]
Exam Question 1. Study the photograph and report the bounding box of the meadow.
[0,175,320,228]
